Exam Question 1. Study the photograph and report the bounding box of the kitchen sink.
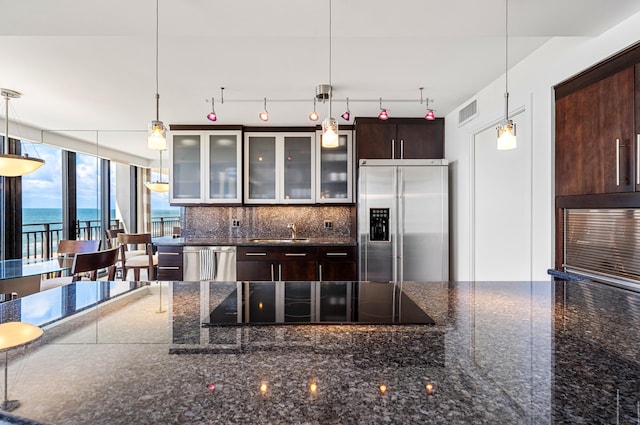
[249,238,310,243]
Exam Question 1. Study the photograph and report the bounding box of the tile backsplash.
[182,205,355,239]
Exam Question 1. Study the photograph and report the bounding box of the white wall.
[446,12,640,281]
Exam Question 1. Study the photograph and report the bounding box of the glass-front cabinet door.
[244,132,315,204]
[170,132,204,203]
[206,131,242,203]
[316,129,353,203]
[170,130,242,204]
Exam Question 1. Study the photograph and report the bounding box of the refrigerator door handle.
[397,166,403,283]
[391,139,395,159]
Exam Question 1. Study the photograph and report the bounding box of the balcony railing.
[22,216,180,259]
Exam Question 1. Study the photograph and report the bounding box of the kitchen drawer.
[157,250,183,266]
[237,246,316,261]
[156,245,183,280]
[157,266,183,281]
[317,246,357,261]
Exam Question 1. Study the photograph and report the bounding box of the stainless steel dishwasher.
[183,246,237,281]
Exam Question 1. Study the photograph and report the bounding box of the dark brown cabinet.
[237,245,357,281]
[156,245,183,280]
[317,246,357,281]
[355,117,444,161]
[237,246,317,281]
[555,66,636,196]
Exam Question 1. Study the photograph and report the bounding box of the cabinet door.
[282,134,314,203]
[170,132,204,203]
[237,261,275,281]
[556,67,634,196]
[356,120,398,160]
[156,245,183,280]
[397,119,444,159]
[280,261,317,281]
[316,130,353,202]
[245,134,277,203]
[317,246,357,281]
[206,131,242,203]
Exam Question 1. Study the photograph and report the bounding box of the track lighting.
[497,0,516,150]
[259,98,269,122]
[309,98,319,121]
[206,98,217,122]
[378,98,389,120]
[341,97,351,121]
[419,87,436,121]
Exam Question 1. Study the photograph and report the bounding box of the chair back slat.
[57,240,101,257]
[71,247,120,281]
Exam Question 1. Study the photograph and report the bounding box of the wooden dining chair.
[50,239,101,278]
[40,246,119,291]
[117,233,158,281]
[69,247,120,281]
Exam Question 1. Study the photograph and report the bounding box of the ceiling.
[2,0,640,162]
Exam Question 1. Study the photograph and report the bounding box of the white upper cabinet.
[315,129,353,203]
[244,132,316,204]
[169,130,242,204]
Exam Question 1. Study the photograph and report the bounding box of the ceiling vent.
[458,99,478,126]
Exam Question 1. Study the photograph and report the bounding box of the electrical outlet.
[231,219,240,228]
[323,220,333,229]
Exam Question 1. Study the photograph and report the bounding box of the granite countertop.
[153,236,357,246]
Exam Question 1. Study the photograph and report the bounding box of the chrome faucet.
[287,223,297,239]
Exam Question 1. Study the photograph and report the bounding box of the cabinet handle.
[326,252,348,257]
[319,264,323,282]
[245,252,267,256]
[637,134,640,185]
[616,138,620,186]
[159,252,180,256]
[391,139,395,159]
[400,139,404,159]
[158,266,180,270]
[270,264,275,281]
[278,264,282,281]
[285,253,307,257]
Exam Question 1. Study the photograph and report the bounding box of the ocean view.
[23,208,180,227]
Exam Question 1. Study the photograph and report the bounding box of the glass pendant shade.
[145,181,169,192]
[148,120,167,151]
[497,120,517,150]
[425,109,435,120]
[259,111,269,122]
[340,110,350,121]
[378,109,389,120]
[321,117,339,148]
[0,154,44,177]
[206,111,217,122]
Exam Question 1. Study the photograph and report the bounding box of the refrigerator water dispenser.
[369,208,390,241]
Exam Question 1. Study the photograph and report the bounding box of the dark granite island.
[0,279,637,424]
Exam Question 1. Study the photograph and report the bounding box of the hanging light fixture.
[378,98,389,120]
[259,98,269,122]
[321,0,339,148]
[206,98,217,122]
[340,97,351,121]
[419,87,436,121]
[308,98,319,121]
[496,0,516,150]
[0,89,44,177]
[148,0,166,151]
[145,149,169,193]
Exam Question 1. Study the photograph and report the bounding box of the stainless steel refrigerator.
[358,159,448,282]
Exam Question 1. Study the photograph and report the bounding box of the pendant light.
[148,0,166,151]
[340,97,351,121]
[378,98,389,120]
[145,149,169,193]
[321,0,339,148]
[419,87,436,121]
[206,98,217,122]
[0,89,44,177]
[496,0,516,150]
[259,98,269,122]
[308,98,319,121]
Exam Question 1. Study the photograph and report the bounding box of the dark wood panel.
[555,40,640,100]
[281,261,317,281]
[169,124,243,131]
[319,261,357,281]
[556,192,640,209]
[355,120,398,159]
[237,260,274,281]
[398,119,444,159]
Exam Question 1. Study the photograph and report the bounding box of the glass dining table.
[0,257,73,299]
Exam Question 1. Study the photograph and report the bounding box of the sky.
[21,143,176,211]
